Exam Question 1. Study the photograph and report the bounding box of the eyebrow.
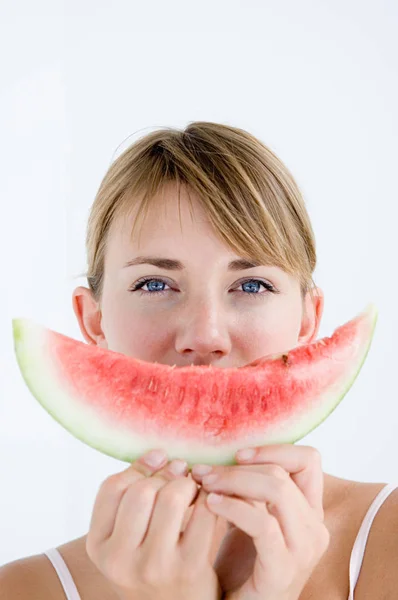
[122,256,263,271]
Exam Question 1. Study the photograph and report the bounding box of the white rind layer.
[12,304,378,466]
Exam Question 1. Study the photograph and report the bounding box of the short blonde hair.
[79,121,317,307]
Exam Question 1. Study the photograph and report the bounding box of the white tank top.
[44,482,398,600]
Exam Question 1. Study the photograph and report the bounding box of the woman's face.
[73,183,324,367]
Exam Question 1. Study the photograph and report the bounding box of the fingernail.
[168,460,188,475]
[236,448,256,461]
[141,449,167,467]
[192,464,213,476]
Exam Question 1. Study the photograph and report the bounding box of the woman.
[2,121,397,600]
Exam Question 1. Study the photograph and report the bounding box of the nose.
[174,299,231,364]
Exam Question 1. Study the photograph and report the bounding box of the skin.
[1,182,395,599]
[71,180,335,598]
[73,181,324,364]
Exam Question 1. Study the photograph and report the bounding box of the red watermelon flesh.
[12,304,377,466]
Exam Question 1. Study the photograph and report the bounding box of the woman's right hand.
[86,449,222,600]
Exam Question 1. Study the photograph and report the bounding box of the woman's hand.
[191,444,330,600]
[86,449,222,600]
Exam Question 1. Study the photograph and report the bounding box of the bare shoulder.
[303,477,398,599]
[0,535,118,600]
[0,552,66,600]
[350,480,398,599]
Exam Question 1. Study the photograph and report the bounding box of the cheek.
[101,291,302,359]
[110,317,170,357]
[236,309,301,356]
[100,293,171,356]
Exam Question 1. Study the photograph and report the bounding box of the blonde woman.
[2,122,397,600]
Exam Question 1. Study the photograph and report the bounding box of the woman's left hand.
[191,444,331,600]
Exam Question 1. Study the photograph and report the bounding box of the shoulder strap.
[348,483,398,599]
[44,548,82,600]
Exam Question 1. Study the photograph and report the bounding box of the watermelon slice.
[12,304,377,466]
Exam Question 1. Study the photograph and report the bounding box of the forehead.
[107,185,221,254]
[104,183,296,288]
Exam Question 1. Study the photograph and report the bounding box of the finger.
[191,462,291,485]
[110,476,168,554]
[153,458,189,481]
[88,449,168,550]
[181,487,218,564]
[206,494,287,559]
[202,469,308,511]
[109,458,191,555]
[203,470,313,552]
[192,462,309,518]
[144,476,200,551]
[192,462,294,509]
[191,463,290,485]
[235,444,324,519]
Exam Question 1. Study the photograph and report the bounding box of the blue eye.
[128,278,169,296]
[129,277,276,298]
[241,280,266,294]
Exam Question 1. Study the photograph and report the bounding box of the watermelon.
[12,304,377,467]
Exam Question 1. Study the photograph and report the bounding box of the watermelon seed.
[147,377,158,393]
[211,382,219,401]
[176,386,185,408]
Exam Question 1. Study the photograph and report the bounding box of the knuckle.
[133,489,154,510]
[100,473,118,492]
[120,477,165,511]
[100,473,126,495]
[158,483,186,508]
[179,562,201,583]
[261,518,282,546]
[306,446,323,467]
[266,464,288,480]
[193,498,210,518]
[271,476,290,500]
[140,563,158,584]
[100,466,147,496]
[139,558,171,585]
[103,553,129,586]
[134,479,161,503]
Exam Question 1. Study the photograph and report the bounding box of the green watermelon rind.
[12,318,164,463]
[286,302,379,442]
[12,303,378,467]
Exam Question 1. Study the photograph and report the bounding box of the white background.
[1,0,397,566]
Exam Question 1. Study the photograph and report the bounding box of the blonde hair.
[78,121,317,309]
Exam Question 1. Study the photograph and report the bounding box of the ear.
[298,287,324,345]
[72,286,107,347]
